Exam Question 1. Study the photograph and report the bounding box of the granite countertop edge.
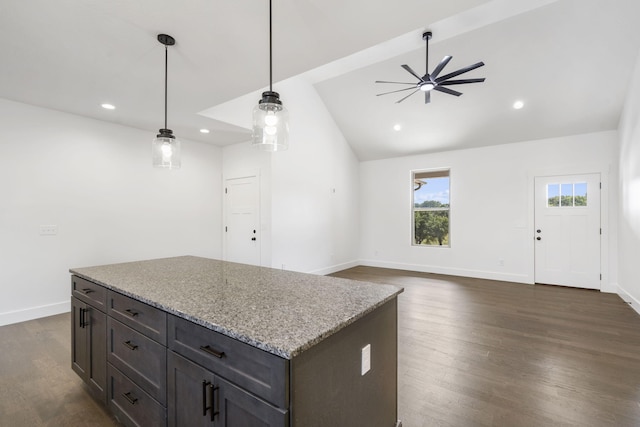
[70,269,403,360]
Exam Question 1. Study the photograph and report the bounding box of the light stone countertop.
[70,256,403,359]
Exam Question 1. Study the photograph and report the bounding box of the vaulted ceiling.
[2,0,639,160]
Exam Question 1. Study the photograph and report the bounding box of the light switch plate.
[361,344,371,375]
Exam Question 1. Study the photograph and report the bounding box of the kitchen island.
[70,256,403,427]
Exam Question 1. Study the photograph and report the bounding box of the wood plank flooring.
[331,267,640,427]
[1,267,640,426]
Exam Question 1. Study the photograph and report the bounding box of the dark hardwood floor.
[1,267,639,426]
[331,267,640,427]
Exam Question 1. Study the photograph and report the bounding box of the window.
[547,182,588,207]
[412,170,450,246]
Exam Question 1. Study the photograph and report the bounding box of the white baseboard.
[0,301,70,327]
[310,260,360,276]
[617,285,640,317]
[358,259,532,284]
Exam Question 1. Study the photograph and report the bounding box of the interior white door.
[534,173,600,289]
[224,176,260,266]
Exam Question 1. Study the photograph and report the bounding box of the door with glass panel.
[534,174,600,289]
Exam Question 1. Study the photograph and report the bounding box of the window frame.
[411,168,451,248]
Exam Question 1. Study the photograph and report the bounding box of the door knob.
[536,236,541,241]
[536,229,541,233]
[251,237,256,241]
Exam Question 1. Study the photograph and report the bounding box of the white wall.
[222,76,361,274]
[617,50,640,314]
[0,98,223,325]
[359,131,618,287]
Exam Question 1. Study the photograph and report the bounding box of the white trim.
[617,284,640,317]
[359,259,531,284]
[310,260,360,276]
[0,301,69,327]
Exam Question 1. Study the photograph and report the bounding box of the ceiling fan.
[376,31,485,104]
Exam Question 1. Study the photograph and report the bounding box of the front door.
[534,173,600,289]
[224,176,260,266]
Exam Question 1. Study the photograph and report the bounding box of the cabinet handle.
[81,288,94,294]
[122,392,138,405]
[123,340,138,351]
[124,309,139,317]
[79,307,85,328]
[199,345,225,359]
[211,384,219,421]
[202,381,219,421]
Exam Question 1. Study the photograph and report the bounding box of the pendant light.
[252,0,289,151]
[152,34,181,168]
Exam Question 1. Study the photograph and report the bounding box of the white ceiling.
[2,0,640,160]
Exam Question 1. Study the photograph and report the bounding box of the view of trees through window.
[547,182,588,207]
[413,170,450,246]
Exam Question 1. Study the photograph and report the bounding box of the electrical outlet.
[361,344,371,376]
[39,225,58,236]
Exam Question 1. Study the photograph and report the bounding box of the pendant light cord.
[269,0,273,92]
[164,44,168,130]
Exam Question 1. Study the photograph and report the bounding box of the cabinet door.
[86,304,107,403]
[168,351,216,427]
[217,377,288,427]
[71,296,107,403]
[71,297,88,379]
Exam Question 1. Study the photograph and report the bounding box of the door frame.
[222,170,262,265]
[526,162,613,292]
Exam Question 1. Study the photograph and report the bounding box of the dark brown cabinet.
[71,295,107,404]
[167,351,287,427]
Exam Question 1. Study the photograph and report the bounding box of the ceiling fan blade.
[433,86,463,97]
[425,90,431,104]
[430,56,452,80]
[439,78,486,86]
[396,89,420,103]
[435,62,485,84]
[376,87,419,97]
[401,64,424,82]
[375,80,419,85]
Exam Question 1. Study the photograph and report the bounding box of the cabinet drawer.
[168,315,289,409]
[108,291,167,345]
[108,318,167,405]
[72,276,107,312]
[108,364,166,427]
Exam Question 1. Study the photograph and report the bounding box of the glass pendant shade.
[152,129,181,168]
[252,91,289,151]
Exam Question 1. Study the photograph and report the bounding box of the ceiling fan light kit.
[152,33,181,169]
[252,0,289,151]
[376,31,485,105]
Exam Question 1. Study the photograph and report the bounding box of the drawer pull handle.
[123,340,138,351]
[122,392,138,405]
[199,345,225,359]
[124,309,139,317]
[81,288,94,294]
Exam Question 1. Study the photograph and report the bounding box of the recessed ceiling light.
[200,129,210,134]
[101,103,116,110]
[513,100,524,110]
[393,124,402,131]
